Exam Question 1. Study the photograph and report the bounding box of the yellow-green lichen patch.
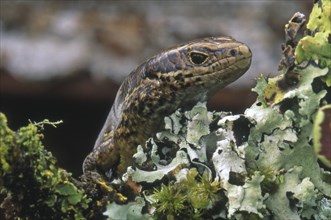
[263,74,287,105]
[295,0,331,75]
[306,0,331,34]
[313,105,331,168]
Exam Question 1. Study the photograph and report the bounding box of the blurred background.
[0,1,311,176]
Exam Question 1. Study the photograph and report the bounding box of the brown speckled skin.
[83,36,252,178]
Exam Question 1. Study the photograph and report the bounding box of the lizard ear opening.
[189,51,209,65]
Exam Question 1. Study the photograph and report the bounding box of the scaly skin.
[83,36,252,178]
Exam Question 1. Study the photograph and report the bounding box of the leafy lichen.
[295,0,331,79]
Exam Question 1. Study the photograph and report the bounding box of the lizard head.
[144,36,252,99]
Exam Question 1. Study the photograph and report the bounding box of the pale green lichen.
[226,172,267,218]
[244,65,330,219]
[109,77,329,218]
[104,197,150,220]
[126,146,190,183]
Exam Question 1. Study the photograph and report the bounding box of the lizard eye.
[189,52,209,65]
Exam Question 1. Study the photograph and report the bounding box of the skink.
[83,36,252,177]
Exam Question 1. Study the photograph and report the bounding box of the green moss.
[150,168,223,220]
[184,169,222,210]
[152,184,187,219]
[0,113,91,219]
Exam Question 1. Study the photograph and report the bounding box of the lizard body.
[83,36,252,177]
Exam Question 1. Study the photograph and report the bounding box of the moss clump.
[0,113,91,219]
[151,168,223,220]
[152,184,188,220]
